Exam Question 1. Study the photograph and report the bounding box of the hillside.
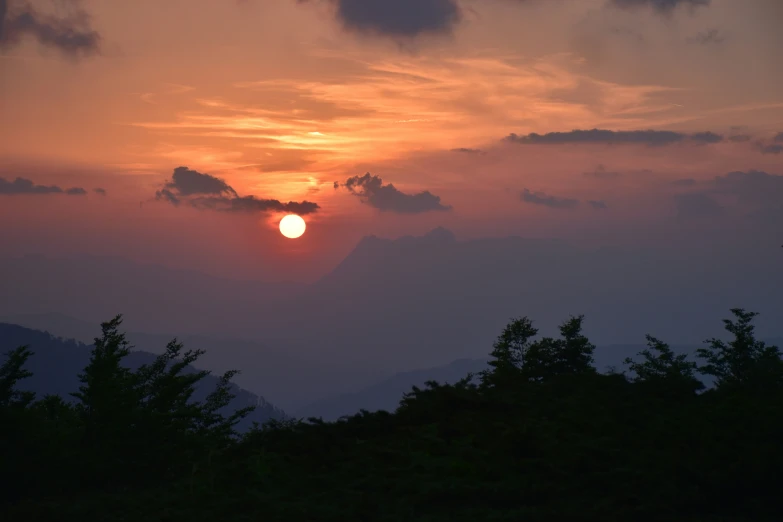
[0,322,286,431]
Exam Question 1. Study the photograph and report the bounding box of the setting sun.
[279,214,306,239]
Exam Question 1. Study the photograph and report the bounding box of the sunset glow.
[0,0,781,282]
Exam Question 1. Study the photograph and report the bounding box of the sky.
[1,0,782,282]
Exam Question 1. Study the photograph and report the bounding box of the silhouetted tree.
[0,346,35,410]
[482,315,596,385]
[522,315,596,382]
[696,308,783,390]
[481,316,538,386]
[624,334,704,394]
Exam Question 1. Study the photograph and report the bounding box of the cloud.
[608,0,711,14]
[93,187,106,196]
[161,166,238,197]
[690,131,724,144]
[341,173,452,214]
[674,192,723,221]
[520,189,580,209]
[588,200,608,209]
[759,144,783,155]
[728,134,752,143]
[296,0,461,38]
[155,166,319,215]
[451,148,484,154]
[505,129,723,146]
[752,132,783,154]
[0,0,101,57]
[0,176,86,195]
[583,164,621,180]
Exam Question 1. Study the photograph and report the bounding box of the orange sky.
[1,0,782,281]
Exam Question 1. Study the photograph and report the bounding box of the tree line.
[2,309,782,521]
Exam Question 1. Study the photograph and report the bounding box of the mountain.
[0,322,286,432]
[258,228,783,370]
[2,229,781,391]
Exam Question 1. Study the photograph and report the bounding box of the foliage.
[1,309,782,521]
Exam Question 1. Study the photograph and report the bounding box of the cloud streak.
[609,0,711,14]
[0,176,87,195]
[505,128,724,146]
[520,189,580,209]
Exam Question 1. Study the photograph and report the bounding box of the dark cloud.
[609,0,711,14]
[588,200,608,209]
[690,131,724,144]
[155,166,319,215]
[342,173,451,214]
[753,132,783,154]
[728,134,752,143]
[93,187,106,196]
[162,166,238,197]
[505,128,723,146]
[0,176,86,196]
[297,0,461,38]
[0,0,100,57]
[451,147,484,154]
[758,143,783,155]
[674,192,723,221]
[583,164,621,179]
[520,189,579,209]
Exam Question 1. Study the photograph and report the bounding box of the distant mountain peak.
[423,226,456,242]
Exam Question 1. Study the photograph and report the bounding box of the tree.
[624,335,704,394]
[482,315,596,385]
[696,308,783,390]
[71,315,137,439]
[0,346,36,410]
[480,316,538,386]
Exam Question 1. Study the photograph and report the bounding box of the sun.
[279,214,306,239]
